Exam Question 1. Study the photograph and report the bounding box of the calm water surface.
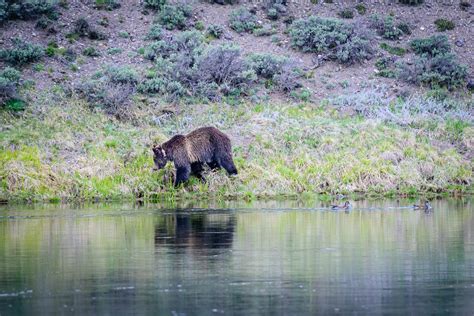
[0,198,473,315]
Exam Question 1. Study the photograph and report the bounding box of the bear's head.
[152,145,168,170]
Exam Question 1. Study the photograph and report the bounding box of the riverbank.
[0,90,472,202]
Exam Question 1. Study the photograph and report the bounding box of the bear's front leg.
[174,165,191,187]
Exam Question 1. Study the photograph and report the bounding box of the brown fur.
[153,127,237,186]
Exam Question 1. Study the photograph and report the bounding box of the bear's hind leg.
[175,166,191,187]
[191,162,206,183]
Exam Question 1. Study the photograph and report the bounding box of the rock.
[224,34,233,40]
[455,39,465,47]
[420,26,425,31]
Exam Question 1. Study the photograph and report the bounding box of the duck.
[331,201,352,210]
[413,200,432,211]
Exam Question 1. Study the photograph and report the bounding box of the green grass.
[0,90,472,202]
[380,42,406,56]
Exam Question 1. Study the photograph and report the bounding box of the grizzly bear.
[152,127,238,186]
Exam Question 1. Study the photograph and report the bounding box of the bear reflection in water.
[154,213,235,251]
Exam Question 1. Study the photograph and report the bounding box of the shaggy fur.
[153,127,238,186]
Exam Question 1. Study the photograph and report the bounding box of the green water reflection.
[0,199,473,314]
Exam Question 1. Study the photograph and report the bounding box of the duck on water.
[413,201,433,211]
[331,201,352,211]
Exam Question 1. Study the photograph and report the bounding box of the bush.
[355,4,366,15]
[206,0,239,4]
[157,3,191,30]
[144,30,204,61]
[410,35,450,57]
[398,53,467,89]
[338,8,354,19]
[207,24,224,38]
[375,57,396,78]
[265,1,287,21]
[398,0,423,5]
[267,7,278,20]
[396,22,411,35]
[0,66,21,106]
[83,46,100,57]
[289,17,373,64]
[400,35,466,89]
[246,53,301,91]
[146,24,163,40]
[195,44,252,89]
[246,53,287,79]
[434,18,455,32]
[229,7,259,33]
[0,0,58,24]
[106,66,140,85]
[144,0,166,10]
[72,17,107,40]
[0,38,44,66]
[370,15,404,40]
[78,80,136,118]
[95,0,121,10]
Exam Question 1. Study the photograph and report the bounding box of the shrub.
[146,24,163,40]
[273,63,302,92]
[355,4,366,15]
[195,44,252,89]
[106,65,140,85]
[118,31,130,38]
[335,26,374,64]
[370,15,404,40]
[144,0,166,10]
[45,40,58,56]
[0,38,44,66]
[144,30,204,61]
[434,18,455,32]
[375,57,396,78]
[195,20,204,31]
[267,7,278,20]
[157,3,191,30]
[83,46,100,57]
[206,0,239,4]
[207,24,224,39]
[398,53,467,89]
[229,7,259,33]
[246,53,301,91]
[410,35,450,57]
[35,15,52,29]
[0,0,58,24]
[95,0,121,10]
[72,17,107,40]
[396,22,411,35]
[338,8,354,19]
[78,80,136,117]
[246,53,287,79]
[138,77,185,101]
[290,17,349,53]
[0,67,21,106]
[398,0,423,5]
[265,1,287,21]
[289,17,373,64]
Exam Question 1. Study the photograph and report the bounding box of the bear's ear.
[152,145,160,154]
